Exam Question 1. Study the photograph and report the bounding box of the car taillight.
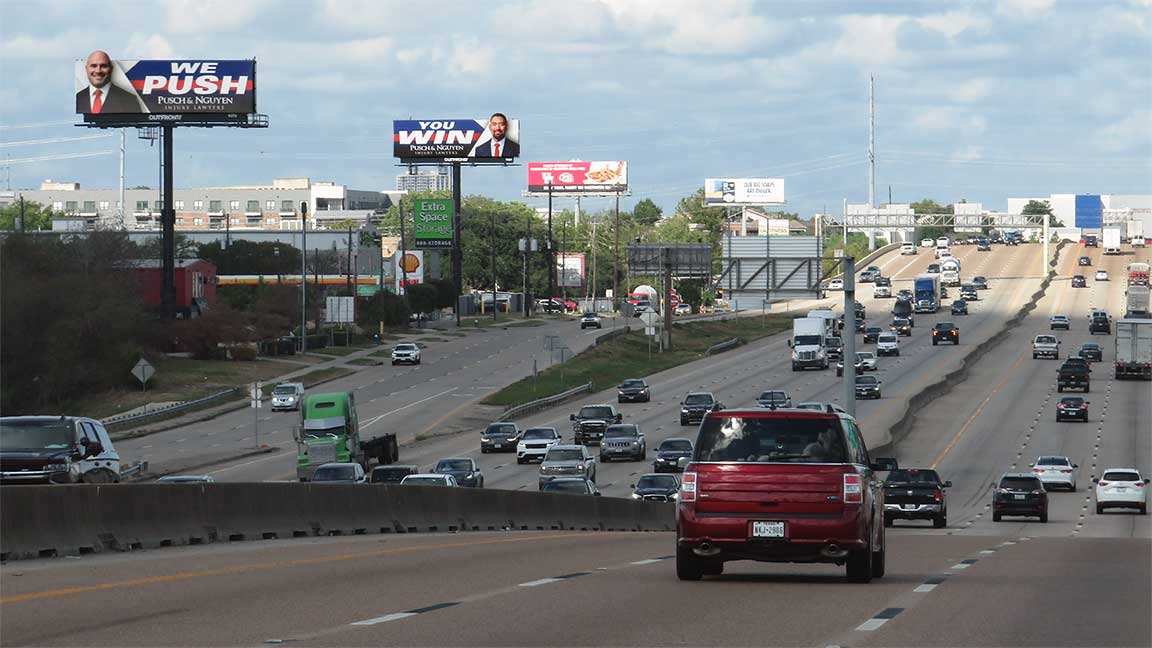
[1080,405,1087,409]
[1135,482,1145,487]
[1033,468,1044,473]
[934,489,942,502]
[951,329,957,334]
[680,472,697,502]
[1059,469,1073,473]
[1098,481,1109,487]
[1032,490,1045,495]
[843,473,863,503]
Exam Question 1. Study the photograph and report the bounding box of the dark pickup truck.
[883,468,951,528]
[570,404,622,445]
[1057,359,1091,393]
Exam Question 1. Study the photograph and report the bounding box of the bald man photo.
[75,50,140,114]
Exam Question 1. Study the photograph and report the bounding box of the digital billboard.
[412,198,454,248]
[527,161,628,194]
[704,178,785,205]
[393,115,520,161]
[75,52,256,116]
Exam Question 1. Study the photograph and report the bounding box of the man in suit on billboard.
[76,50,141,114]
[472,112,519,158]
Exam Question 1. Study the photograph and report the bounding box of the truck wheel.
[846,543,873,583]
[1040,513,1048,523]
[676,544,703,581]
[1097,504,1104,514]
[933,515,947,529]
[993,513,1002,522]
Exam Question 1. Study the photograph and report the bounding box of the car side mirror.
[570,414,576,421]
[79,439,103,458]
[594,491,601,496]
[630,483,636,489]
[1073,464,1079,468]
[1092,477,1099,483]
[990,482,997,489]
[615,414,623,423]
[944,480,953,488]
[787,340,793,348]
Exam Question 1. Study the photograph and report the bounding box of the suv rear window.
[1000,477,1042,490]
[1102,471,1140,482]
[694,416,848,463]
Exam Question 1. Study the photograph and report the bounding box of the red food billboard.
[527,161,628,194]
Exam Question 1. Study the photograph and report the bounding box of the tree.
[430,278,458,309]
[632,198,663,226]
[357,289,409,328]
[0,199,60,231]
[405,283,438,320]
[1022,200,1063,227]
[137,233,199,258]
[678,279,704,312]
[910,198,952,214]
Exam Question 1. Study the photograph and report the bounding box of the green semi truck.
[295,391,399,481]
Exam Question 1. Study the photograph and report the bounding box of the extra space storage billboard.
[704,178,785,205]
[527,161,628,194]
[75,51,256,115]
[393,115,520,161]
[412,199,454,248]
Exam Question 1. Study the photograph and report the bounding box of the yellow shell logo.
[400,253,421,273]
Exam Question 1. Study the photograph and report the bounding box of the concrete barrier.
[0,483,675,561]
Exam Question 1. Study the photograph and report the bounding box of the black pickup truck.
[1057,358,1091,393]
[883,468,951,528]
[570,404,622,445]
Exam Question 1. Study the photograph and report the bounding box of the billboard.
[556,253,585,289]
[704,178,785,205]
[393,115,520,161]
[412,199,454,248]
[395,250,425,294]
[75,52,256,116]
[1075,195,1103,229]
[527,161,628,194]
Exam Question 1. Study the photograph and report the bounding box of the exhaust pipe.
[693,542,721,557]
[821,544,849,559]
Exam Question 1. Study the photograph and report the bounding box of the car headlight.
[681,408,689,414]
[44,463,70,472]
[631,492,642,500]
[480,436,490,442]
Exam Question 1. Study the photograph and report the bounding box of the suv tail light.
[843,473,863,504]
[1098,481,1109,487]
[680,472,697,502]
[934,489,942,502]
[1033,468,1044,473]
[1059,469,1073,473]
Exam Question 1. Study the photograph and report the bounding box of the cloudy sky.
[1,0,1149,217]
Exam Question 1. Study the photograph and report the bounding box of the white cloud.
[1097,112,1152,153]
[946,78,993,103]
[597,0,784,55]
[995,0,1056,18]
[951,145,984,161]
[0,32,78,60]
[123,34,175,59]
[165,0,276,33]
[913,108,988,133]
[823,14,909,66]
[916,10,991,39]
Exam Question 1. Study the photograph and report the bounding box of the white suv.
[516,427,563,464]
[391,343,421,365]
[876,332,900,356]
[900,243,917,255]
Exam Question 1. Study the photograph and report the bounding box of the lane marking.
[855,618,889,631]
[518,578,562,587]
[913,584,937,593]
[630,559,661,565]
[930,347,1029,470]
[350,612,416,626]
[362,388,459,428]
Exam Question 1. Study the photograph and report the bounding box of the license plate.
[750,521,785,538]
[1115,488,1127,493]
[494,443,503,449]
[903,504,916,510]
[1014,494,1026,500]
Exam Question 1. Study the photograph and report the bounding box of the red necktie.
[92,89,103,114]
[493,141,500,157]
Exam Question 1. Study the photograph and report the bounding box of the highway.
[2,241,1150,647]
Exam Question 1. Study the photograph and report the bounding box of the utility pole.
[17,194,25,233]
[160,125,175,320]
[400,195,408,294]
[614,194,621,312]
[118,130,125,230]
[843,256,857,418]
[547,183,554,301]
[523,212,531,318]
[346,225,354,297]
[300,201,308,353]
[868,74,875,209]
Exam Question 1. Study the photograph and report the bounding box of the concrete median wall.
[0,484,675,561]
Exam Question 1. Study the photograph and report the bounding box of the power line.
[2,151,116,165]
[0,133,114,148]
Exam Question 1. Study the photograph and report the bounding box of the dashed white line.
[913,584,938,593]
[350,612,417,626]
[518,578,563,587]
[855,618,890,632]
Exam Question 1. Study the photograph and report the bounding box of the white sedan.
[400,473,459,487]
[1032,455,1078,491]
[827,278,844,290]
[1094,468,1147,514]
[921,238,935,248]
[1095,269,1109,281]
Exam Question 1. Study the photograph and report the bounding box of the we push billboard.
[413,199,454,248]
[393,116,520,162]
[527,161,628,194]
[75,52,256,116]
[704,178,785,205]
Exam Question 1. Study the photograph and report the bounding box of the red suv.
[676,409,892,582]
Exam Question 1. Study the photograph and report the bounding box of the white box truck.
[940,258,962,287]
[1128,220,1146,247]
[1115,319,1152,380]
[790,317,829,371]
[1103,227,1122,255]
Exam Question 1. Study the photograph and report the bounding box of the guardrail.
[0,484,675,561]
[704,337,741,356]
[825,242,902,280]
[498,382,593,422]
[101,388,238,432]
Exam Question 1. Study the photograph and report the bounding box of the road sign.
[640,311,659,326]
[131,358,154,391]
[645,327,656,336]
[250,382,263,408]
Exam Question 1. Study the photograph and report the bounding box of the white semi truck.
[789,317,829,371]
[1103,227,1122,255]
[1127,220,1145,247]
[1115,319,1152,380]
[940,258,962,287]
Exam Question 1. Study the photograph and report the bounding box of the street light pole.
[300,201,308,353]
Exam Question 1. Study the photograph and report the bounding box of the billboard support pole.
[843,256,857,418]
[491,208,497,321]
[662,246,673,352]
[547,183,554,303]
[614,194,620,313]
[400,195,408,294]
[301,202,308,353]
[160,125,175,320]
[452,162,462,326]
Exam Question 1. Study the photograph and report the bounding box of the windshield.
[273,386,297,395]
[313,466,357,481]
[545,448,584,462]
[435,459,472,472]
[856,376,878,385]
[582,312,597,317]
[887,469,940,484]
[758,392,786,402]
[0,421,75,451]
[694,416,848,463]
[659,439,693,452]
[1102,471,1140,482]
[578,406,614,418]
[878,335,896,343]
[1036,336,1056,344]
[636,475,678,490]
[1081,344,1101,351]
[485,424,517,435]
[305,425,345,439]
[521,428,556,440]
[894,319,909,326]
[542,480,589,494]
[620,380,645,388]
[684,394,714,406]
[825,337,842,347]
[605,425,638,438]
[394,344,418,352]
[1059,398,1084,405]
[403,476,448,486]
[794,335,823,346]
[937,323,956,330]
[371,467,413,482]
[1038,456,1070,466]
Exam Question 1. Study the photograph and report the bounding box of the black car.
[631,473,680,502]
[433,457,484,488]
[370,464,419,484]
[599,424,646,462]
[977,239,991,251]
[992,473,1048,522]
[972,276,989,290]
[571,405,622,445]
[891,318,912,336]
[653,437,693,473]
[960,285,978,301]
[837,314,866,333]
[1089,316,1111,335]
[892,299,914,325]
[679,392,721,426]
[950,300,968,316]
[1071,275,1087,288]
[1055,397,1089,422]
[0,416,115,485]
[858,270,876,283]
[1078,343,1103,362]
[1084,235,1098,247]
[932,322,959,345]
[825,336,844,362]
[884,468,951,528]
[854,375,882,399]
[617,378,651,403]
[863,326,883,343]
[897,289,914,301]
[480,422,520,453]
[874,275,891,287]
[927,263,941,274]
[1078,256,1092,266]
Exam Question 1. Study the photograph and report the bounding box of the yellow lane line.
[0,532,597,604]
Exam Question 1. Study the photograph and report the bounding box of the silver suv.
[539,444,597,490]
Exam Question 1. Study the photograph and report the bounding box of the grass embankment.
[481,314,796,408]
